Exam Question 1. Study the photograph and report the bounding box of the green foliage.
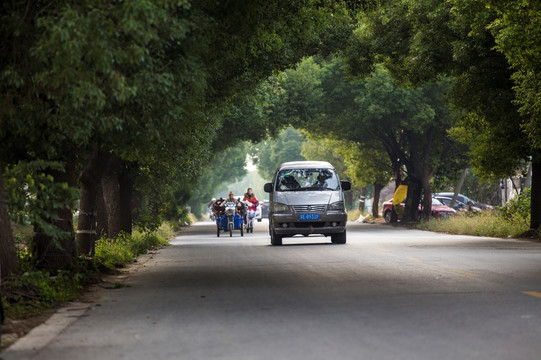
[0,0,359,274]
[3,269,85,319]
[301,136,392,188]
[188,143,249,216]
[301,136,348,179]
[3,223,173,320]
[499,187,531,227]
[272,55,454,219]
[487,1,541,150]
[272,58,324,125]
[417,211,529,238]
[213,80,288,152]
[95,223,172,270]
[254,127,307,180]
[346,0,528,180]
[4,162,79,247]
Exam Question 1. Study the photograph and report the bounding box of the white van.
[264,161,351,245]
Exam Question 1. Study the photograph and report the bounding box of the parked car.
[433,192,493,210]
[264,161,351,245]
[260,200,269,219]
[382,197,456,223]
[434,196,482,212]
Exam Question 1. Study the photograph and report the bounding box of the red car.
[382,197,456,223]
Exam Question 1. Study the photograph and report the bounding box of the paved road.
[3,220,541,360]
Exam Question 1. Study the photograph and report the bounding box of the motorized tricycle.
[216,200,245,237]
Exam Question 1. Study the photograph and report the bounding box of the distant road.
[4,220,541,360]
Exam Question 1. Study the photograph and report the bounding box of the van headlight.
[273,202,291,213]
[329,201,345,211]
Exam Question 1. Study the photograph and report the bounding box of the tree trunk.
[358,187,366,214]
[372,183,383,218]
[118,166,133,234]
[421,175,432,218]
[101,153,123,238]
[95,183,108,239]
[33,167,76,270]
[530,159,541,230]
[404,177,421,222]
[77,150,106,255]
[524,162,532,189]
[131,188,144,226]
[0,166,19,279]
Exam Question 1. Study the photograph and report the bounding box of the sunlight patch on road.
[522,291,541,299]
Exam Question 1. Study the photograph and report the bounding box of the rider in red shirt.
[243,188,259,223]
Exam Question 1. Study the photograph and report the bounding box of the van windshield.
[275,168,340,192]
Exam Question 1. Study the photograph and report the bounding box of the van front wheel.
[331,231,346,244]
[271,229,282,246]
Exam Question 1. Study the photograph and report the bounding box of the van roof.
[278,161,334,170]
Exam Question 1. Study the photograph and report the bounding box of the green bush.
[3,222,174,321]
[3,270,86,319]
[499,187,530,227]
[95,223,172,270]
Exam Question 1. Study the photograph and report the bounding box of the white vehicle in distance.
[255,203,262,222]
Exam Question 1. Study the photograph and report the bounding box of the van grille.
[292,205,326,213]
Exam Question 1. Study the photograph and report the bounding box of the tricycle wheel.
[229,226,233,237]
[241,225,244,237]
[217,224,220,237]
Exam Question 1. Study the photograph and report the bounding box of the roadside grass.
[2,222,176,323]
[95,224,172,270]
[347,209,362,221]
[417,211,530,238]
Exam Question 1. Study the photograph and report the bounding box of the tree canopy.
[267,56,455,221]
[0,0,359,274]
[342,0,540,228]
[3,0,541,276]
[254,127,307,181]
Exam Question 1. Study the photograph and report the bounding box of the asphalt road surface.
[3,220,541,360]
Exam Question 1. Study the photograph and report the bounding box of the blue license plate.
[299,213,320,221]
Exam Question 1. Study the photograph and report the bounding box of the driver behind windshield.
[312,173,329,188]
[277,169,338,191]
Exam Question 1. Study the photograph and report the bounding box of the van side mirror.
[341,180,351,191]
[264,183,273,193]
